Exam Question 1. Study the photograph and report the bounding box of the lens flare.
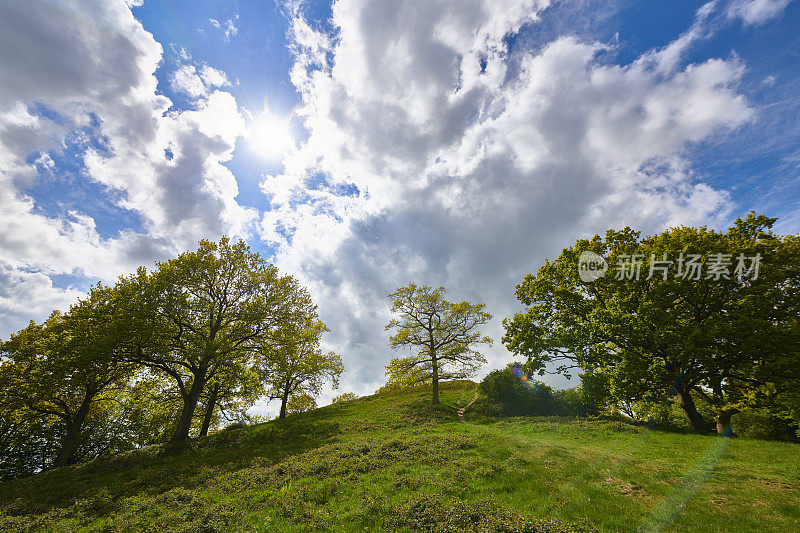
[247,113,294,159]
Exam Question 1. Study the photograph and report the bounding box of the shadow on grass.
[0,407,345,518]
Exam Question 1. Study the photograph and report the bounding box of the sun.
[247,113,295,159]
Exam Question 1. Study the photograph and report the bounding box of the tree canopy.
[260,288,343,419]
[115,237,298,441]
[0,285,133,468]
[0,237,341,478]
[503,213,800,433]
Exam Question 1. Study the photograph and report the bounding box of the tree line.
[2,213,798,478]
[0,238,342,478]
[384,213,799,437]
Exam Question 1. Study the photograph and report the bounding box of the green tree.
[117,237,294,441]
[0,286,132,468]
[385,283,492,405]
[331,392,358,404]
[503,213,800,434]
[197,366,261,437]
[286,393,317,414]
[261,298,343,418]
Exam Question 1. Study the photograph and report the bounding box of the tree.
[0,286,132,468]
[331,392,358,404]
[197,366,261,437]
[261,295,343,418]
[286,393,317,414]
[385,284,492,405]
[479,366,554,416]
[503,213,800,434]
[117,237,295,441]
[379,356,434,393]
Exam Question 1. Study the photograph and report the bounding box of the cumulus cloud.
[0,0,775,403]
[0,267,84,338]
[262,0,755,396]
[0,0,252,332]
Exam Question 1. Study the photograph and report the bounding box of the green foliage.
[260,297,343,419]
[386,283,492,404]
[0,286,134,471]
[331,392,359,404]
[479,369,554,416]
[0,237,338,477]
[503,213,800,433]
[287,393,317,414]
[115,237,297,441]
[551,388,586,417]
[383,494,596,532]
[732,411,798,441]
[480,366,614,418]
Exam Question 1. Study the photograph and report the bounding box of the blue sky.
[0,0,798,399]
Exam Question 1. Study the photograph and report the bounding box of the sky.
[1,0,799,411]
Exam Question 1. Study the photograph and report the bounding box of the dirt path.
[457,392,478,422]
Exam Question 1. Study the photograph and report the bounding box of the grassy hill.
[1,381,798,532]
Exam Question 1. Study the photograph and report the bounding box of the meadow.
[1,381,798,532]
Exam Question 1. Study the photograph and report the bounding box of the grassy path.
[456,391,479,422]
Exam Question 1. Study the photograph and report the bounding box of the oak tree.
[117,238,294,441]
[385,284,492,404]
[503,213,800,434]
[0,286,132,467]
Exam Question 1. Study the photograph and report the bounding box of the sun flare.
[247,113,295,159]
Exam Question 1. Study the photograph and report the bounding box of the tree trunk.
[172,373,205,441]
[52,391,94,467]
[676,387,706,432]
[279,385,290,419]
[199,383,220,437]
[431,354,440,405]
[716,409,738,437]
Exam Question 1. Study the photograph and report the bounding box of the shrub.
[331,392,359,404]
[732,411,797,441]
[577,372,612,416]
[479,369,554,416]
[223,421,247,431]
[463,397,504,421]
[552,388,586,417]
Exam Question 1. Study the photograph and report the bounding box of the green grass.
[1,381,798,532]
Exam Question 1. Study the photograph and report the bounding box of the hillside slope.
[0,381,798,532]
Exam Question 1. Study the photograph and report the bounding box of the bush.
[732,411,797,441]
[331,392,359,404]
[577,372,612,416]
[479,369,554,416]
[223,421,247,431]
[552,388,587,417]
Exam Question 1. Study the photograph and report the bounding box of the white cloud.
[171,65,207,98]
[727,0,792,25]
[263,0,755,394]
[170,64,232,98]
[0,0,253,333]
[199,65,232,88]
[0,0,773,399]
[0,266,84,338]
[209,15,239,41]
